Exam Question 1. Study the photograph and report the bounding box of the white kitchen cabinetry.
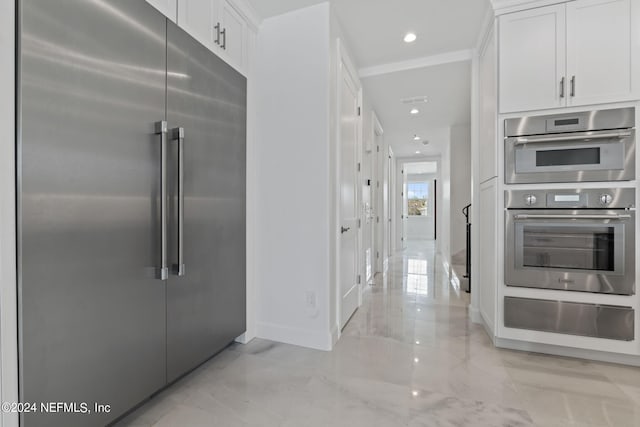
[566,0,634,106]
[218,0,248,72]
[177,0,217,50]
[145,0,177,22]
[478,178,497,333]
[499,4,565,113]
[499,0,636,113]
[479,26,498,183]
[175,0,250,74]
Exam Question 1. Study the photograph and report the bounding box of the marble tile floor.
[117,240,640,427]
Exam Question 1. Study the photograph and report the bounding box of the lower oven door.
[505,209,635,295]
[505,129,635,183]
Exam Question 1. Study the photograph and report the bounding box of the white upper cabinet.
[499,0,637,113]
[499,5,566,113]
[566,0,634,106]
[145,0,178,22]
[218,0,247,72]
[177,0,218,51]
[176,0,249,74]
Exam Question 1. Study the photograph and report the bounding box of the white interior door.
[339,61,360,330]
[363,150,373,284]
[386,153,393,259]
[401,171,408,249]
[374,132,384,274]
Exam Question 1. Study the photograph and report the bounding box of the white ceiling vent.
[401,96,429,105]
[421,140,430,145]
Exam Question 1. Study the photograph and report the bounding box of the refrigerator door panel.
[18,1,167,425]
[166,22,246,382]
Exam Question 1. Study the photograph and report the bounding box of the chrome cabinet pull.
[214,23,221,45]
[172,127,186,277]
[155,121,169,280]
[221,28,227,50]
[513,129,631,145]
[570,75,576,97]
[514,214,631,220]
[560,77,565,98]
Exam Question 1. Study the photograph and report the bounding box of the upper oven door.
[505,209,635,295]
[505,129,635,183]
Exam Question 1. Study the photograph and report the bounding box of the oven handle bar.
[513,214,632,220]
[512,130,632,145]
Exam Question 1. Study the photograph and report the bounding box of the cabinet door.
[567,0,635,106]
[478,179,497,333]
[177,0,218,50]
[146,0,177,22]
[219,0,247,72]
[499,4,566,113]
[479,26,497,183]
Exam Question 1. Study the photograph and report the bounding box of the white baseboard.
[469,304,482,324]
[495,337,640,367]
[256,322,333,351]
[331,325,339,348]
[470,305,496,345]
[235,331,256,344]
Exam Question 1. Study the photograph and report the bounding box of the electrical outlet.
[305,291,316,309]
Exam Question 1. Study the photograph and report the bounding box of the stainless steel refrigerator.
[17,1,246,425]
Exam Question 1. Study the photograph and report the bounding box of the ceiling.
[363,61,471,158]
[332,0,490,68]
[405,162,438,175]
[246,0,327,19]
[248,0,488,159]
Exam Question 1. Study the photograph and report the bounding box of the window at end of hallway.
[408,182,428,216]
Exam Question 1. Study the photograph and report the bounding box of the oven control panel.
[505,188,635,209]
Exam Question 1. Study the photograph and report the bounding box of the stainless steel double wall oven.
[503,107,637,341]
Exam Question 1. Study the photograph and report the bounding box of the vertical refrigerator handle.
[172,127,186,277]
[156,121,169,280]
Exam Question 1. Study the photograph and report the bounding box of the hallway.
[119,241,640,427]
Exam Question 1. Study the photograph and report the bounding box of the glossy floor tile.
[117,240,640,427]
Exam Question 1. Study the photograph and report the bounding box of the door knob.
[341,226,350,234]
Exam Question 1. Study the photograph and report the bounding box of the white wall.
[0,0,18,425]
[254,3,333,350]
[449,125,472,258]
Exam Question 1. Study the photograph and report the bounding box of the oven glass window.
[536,147,600,167]
[522,225,615,271]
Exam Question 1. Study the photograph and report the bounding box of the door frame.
[335,38,362,335]
[396,157,442,246]
[371,112,384,276]
[383,146,395,273]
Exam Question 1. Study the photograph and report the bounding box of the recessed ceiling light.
[413,135,421,141]
[410,108,419,115]
[414,357,420,363]
[412,391,419,397]
[415,151,421,154]
[415,340,420,345]
[404,33,417,43]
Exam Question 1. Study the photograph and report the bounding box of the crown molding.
[359,49,473,79]
[228,0,262,30]
[490,0,568,15]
